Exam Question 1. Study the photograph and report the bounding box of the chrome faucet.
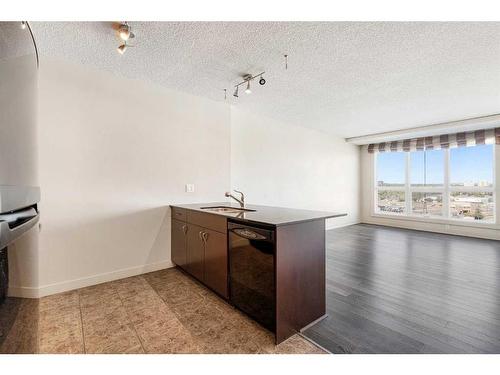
[225,190,245,208]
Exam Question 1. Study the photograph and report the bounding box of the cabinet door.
[171,219,187,268]
[186,224,205,282]
[203,229,228,298]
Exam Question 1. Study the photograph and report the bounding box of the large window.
[375,145,495,223]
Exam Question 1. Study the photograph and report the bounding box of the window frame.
[373,145,497,225]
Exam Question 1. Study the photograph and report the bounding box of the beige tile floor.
[4,268,325,354]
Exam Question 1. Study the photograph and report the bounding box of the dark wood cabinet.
[171,219,187,268]
[186,223,205,282]
[203,229,228,297]
[171,209,228,299]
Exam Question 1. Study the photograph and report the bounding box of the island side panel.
[275,219,326,344]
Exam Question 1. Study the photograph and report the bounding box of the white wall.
[0,54,38,187]
[230,108,360,229]
[360,145,500,240]
[28,59,231,297]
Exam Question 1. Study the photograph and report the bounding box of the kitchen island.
[170,202,346,344]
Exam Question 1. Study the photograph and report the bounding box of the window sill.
[371,212,499,230]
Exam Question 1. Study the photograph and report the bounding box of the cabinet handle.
[202,232,209,242]
[199,231,204,241]
[182,224,188,234]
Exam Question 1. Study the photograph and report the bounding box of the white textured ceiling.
[31,22,500,137]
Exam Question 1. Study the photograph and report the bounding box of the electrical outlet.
[185,184,195,193]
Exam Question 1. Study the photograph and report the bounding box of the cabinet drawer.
[187,210,227,234]
[171,207,187,221]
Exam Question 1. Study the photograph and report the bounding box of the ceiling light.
[114,22,136,54]
[231,72,265,99]
[20,21,27,30]
[119,24,131,41]
[245,80,252,94]
[117,43,127,55]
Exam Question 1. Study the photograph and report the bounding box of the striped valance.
[367,128,500,153]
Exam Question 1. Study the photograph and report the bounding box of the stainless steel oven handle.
[0,213,39,249]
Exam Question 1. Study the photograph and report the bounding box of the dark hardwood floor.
[302,224,500,353]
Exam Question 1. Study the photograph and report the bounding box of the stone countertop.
[170,202,347,227]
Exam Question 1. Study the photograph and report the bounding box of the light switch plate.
[185,184,195,193]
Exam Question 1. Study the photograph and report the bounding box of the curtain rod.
[345,113,500,146]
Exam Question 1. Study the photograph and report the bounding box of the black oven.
[228,221,275,332]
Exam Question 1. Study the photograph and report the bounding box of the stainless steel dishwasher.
[228,221,276,332]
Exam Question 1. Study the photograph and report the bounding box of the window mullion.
[444,148,450,218]
[373,152,377,215]
[494,144,498,224]
[406,152,411,215]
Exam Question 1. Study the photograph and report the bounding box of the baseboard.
[7,285,40,299]
[8,260,175,299]
[361,218,500,241]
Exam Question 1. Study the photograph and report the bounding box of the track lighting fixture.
[20,21,27,30]
[245,80,252,94]
[115,22,135,54]
[222,56,287,99]
[230,72,265,99]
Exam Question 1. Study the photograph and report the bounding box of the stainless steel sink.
[200,206,256,213]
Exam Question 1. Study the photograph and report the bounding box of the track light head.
[245,80,252,94]
[119,23,134,41]
[233,86,239,98]
[117,43,127,55]
[259,76,266,85]
[119,26,130,41]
